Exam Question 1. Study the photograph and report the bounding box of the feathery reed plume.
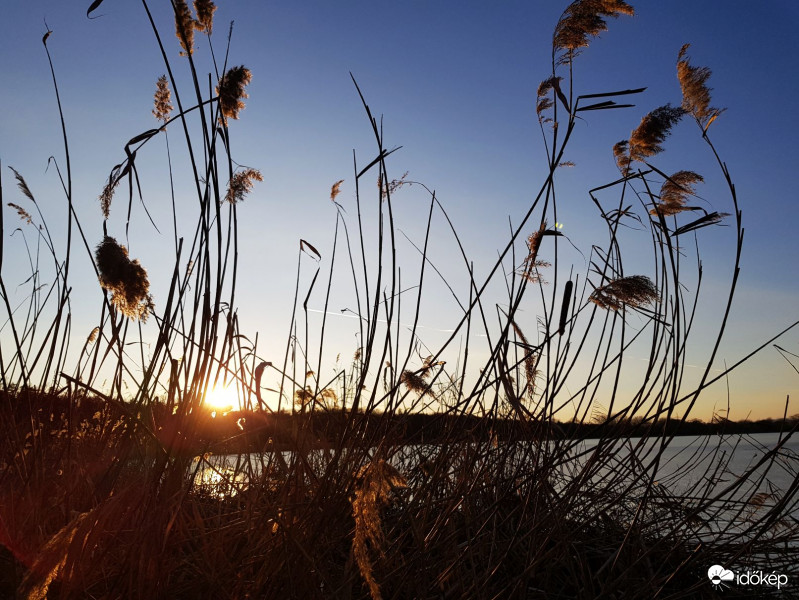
[174,0,195,56]
[99,176,119,220]
[419,355,443,379]
[527,222,546,262]
[152,75,173,125]
[8,203,32,224]
[193,0,217,34]
[677,44,724,130]
[536,89,553,119]
[400,370,429,396]
[553,0,634,60]
[520,221,552,283]
[225,168,262,204]
[87,327,99,344]
[537,76,569,120]
[613,140,631,175]
[510,321,539,399]
[628,104,685,162]
[330,179,344,201]
[216,66,252,124]
[320,387,338,408]
[352,459,407,600]
[95,236,153,321]
[650,170,704,216]
[522,259,552,284]
[10,167,35,203]
[589,274,658,311]
[378,171,410,200]
[18,512,89,600]
[294,386,313,409]
[536,76,561,122]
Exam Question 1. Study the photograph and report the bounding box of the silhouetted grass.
[1,1,797,599]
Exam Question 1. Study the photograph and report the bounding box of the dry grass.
[216,66,253,124]
[650,170,704,216]
[225,167,262,204]
[1,1,797,599]
[174,0,195,56]
[94,236,153,321]
[589,274,659,311]
[677,43,725,130]
[152,74,173,124]
[193,0,217,35]
[554,0,635,57]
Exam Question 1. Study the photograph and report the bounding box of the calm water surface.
[194,432,798,511]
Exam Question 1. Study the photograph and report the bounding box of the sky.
[1,1,797,420]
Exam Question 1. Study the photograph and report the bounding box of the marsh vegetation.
[1,1,797,598]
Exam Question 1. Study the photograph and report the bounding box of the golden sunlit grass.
[1,0,798,598]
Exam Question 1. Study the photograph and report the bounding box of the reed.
[1,1,797,599]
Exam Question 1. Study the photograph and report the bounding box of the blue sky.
[1,1,797,419]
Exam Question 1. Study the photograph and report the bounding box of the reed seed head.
[352,459,406,600]
[216,66,252,124]
[95,236,154,321]
[628,104,685,162]
[225,168,262,204]
[330,179,344,201]
[400,370,429,396]
[554,0,634,60]
[193,0,217,34]
[378,171,410,200]
[10,167,35,203]
[613,140,631,175]
[8,203,32,225]
[419,355,444,379]
[510,321,539,399]
[536,76,562,121]
[294,386,313,408]
[99,176,119,220]
[650,170,704,216]
[520,222,553,283]
[677,44,724,129]
[152,75,173,125]
[174,0,195,56]
[590,274,658,311]
[526,222,546,261]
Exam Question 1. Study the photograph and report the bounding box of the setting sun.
[204,384,239,413]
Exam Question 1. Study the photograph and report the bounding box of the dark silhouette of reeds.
[1,1,797,599]
[95,236,153,321]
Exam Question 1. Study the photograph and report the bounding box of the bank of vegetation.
[2,1,797,598]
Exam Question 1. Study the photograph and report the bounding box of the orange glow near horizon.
[204,383,239,414]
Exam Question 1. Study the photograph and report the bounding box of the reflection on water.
[191,455,249,498]
[191,432,798,520]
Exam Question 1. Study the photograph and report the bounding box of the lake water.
[193,432,798,517]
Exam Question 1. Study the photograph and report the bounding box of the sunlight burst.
[204,383,238,414]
